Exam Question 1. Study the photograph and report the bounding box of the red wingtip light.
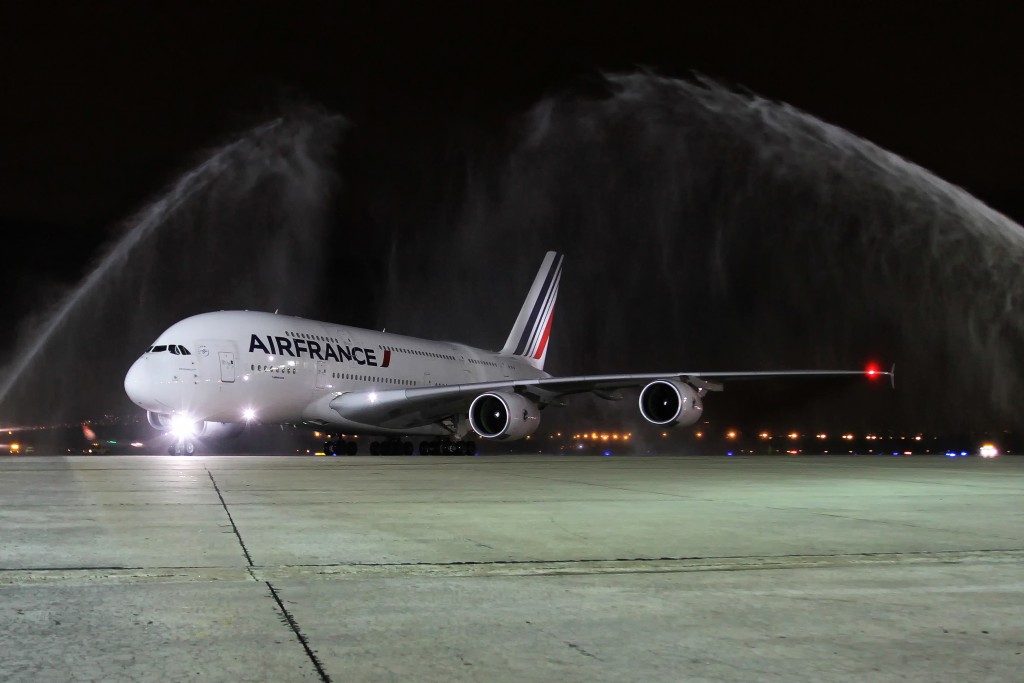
[865,362,881,379]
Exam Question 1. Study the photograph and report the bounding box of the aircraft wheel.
[403,441,414,455]
[465,441,477,456]
[184,441,195,455]
[419,441,429,455]
[168,445,178,455]
[324,442,335,456]
[346,441,358,455]
[370,441,380,456]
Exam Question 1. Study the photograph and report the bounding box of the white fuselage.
[124,310,548,435]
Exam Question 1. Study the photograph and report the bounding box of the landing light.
[242,408,257,422]
[169,414,197,439]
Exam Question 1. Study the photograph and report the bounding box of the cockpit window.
[151,345,167,353]
[178,345,191,355]
[169,345,179,355]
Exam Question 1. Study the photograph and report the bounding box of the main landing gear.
[323,440,358,456]
[418,440,477,456]
[322,438,478,456]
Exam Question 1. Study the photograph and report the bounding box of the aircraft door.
[316,360,329,389]
[219,352,236,383]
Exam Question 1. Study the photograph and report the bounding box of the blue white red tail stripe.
[501,251,563,371]
[512,254,562,356]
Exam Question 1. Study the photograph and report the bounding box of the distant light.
[759,432,770,439]
[788,432,799,440]
[130,442,144,448]
[10,442,20,452]
[726,430,737,439]
[979,444,999,458]
[603,451,612,456]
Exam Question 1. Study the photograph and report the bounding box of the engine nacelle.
[468,392,541,440]
[146,411,243,439]
[638,380,703,427]
[199,421,244,439]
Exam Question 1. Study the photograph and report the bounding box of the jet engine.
[147,411,243,439]
[638,380,703,427]
[468,392,541,440]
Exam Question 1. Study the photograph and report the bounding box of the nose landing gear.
[169,439,196,455]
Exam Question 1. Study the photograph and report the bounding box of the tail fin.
[501,251,563,370]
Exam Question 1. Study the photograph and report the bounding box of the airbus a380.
[124,252,891,455]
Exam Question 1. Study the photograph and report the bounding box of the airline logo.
[248,334,391,367]
[513,253,562,359]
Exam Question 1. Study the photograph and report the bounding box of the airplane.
[124,251,892,455]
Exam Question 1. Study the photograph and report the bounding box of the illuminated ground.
[1,454,1021,681]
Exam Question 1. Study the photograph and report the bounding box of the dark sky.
[2,4,1019,235]
[0,3,1020,432]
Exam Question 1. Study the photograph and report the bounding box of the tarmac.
[1,453,1021,682]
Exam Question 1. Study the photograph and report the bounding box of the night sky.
[1,4,1020,434]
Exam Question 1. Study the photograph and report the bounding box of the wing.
[316,367,892,429]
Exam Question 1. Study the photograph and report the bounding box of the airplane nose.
[124,358,151,408]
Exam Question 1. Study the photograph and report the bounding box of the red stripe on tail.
[532,306,555,359]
